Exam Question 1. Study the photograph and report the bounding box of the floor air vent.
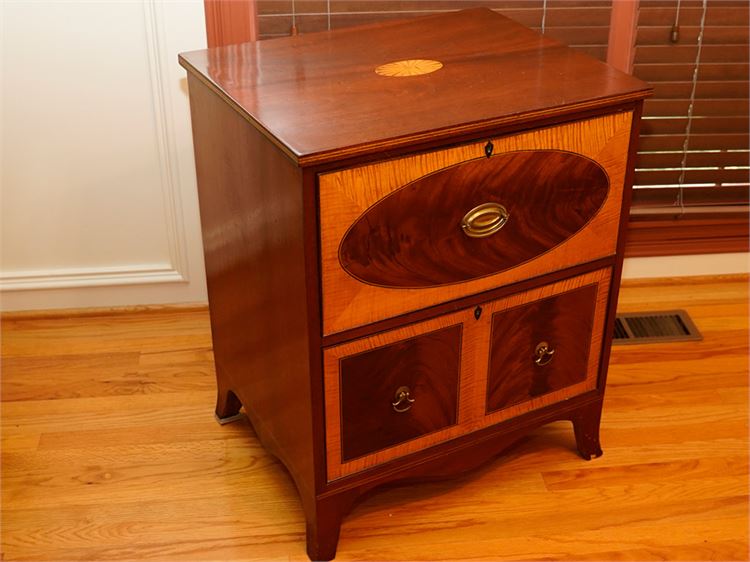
[613,310,702,345]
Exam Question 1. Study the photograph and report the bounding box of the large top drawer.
[319,112,633,335]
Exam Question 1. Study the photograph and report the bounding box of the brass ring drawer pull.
[534,341,555,366]
[461,202,509,238]
[392,385,416,413]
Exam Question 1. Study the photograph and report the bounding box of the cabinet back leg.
[215,384,243,424]
[571,400,603,460]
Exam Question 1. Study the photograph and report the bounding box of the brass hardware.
[474,305,483,320]
[461,202,509,238]
[534,341,555,366]
[392,385,415,413]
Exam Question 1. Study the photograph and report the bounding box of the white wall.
[1,0,208,311]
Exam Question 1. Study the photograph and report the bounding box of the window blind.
[256,0,612,62]
[632,0,750,214]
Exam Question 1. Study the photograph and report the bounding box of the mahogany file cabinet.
[180,9,650,560]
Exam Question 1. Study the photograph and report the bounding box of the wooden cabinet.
[180,8,650,561]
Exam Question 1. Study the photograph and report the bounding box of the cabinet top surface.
[179,8,650,166]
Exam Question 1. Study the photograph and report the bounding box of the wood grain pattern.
[323,268,610,481]
[179,8,650,166]
[339,150,609,288]
[2,274,745,562]
[320,112,632,335]
[340,326,461,461]
[486,284,598,414]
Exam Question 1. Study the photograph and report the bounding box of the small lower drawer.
[486,284,598,414]
[339,326,462,461]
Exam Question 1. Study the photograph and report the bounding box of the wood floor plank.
[541,456,749,490]
[1,311,212,358]
[2,392,215,430]
[1,346,215,403]
[1,352,142,401]
[531,540,749,561]
[608,335,748,365]
[607,357,747,393]
[1,275,747,561]
[337,501,747,559]
[1,446,291,510]
[34,419,252,451]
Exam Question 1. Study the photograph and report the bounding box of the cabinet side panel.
[186,75,316,501]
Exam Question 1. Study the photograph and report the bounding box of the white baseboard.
[0,264,186,291]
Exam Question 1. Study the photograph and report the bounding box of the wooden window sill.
[625,213,750,257]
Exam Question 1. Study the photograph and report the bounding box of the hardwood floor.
[2,275,748,561]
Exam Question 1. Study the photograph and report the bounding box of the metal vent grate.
[613,310,702,345]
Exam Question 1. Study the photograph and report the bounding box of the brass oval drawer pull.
[461,202,509,238]
[392,385,416,413]
[534,341,555,366]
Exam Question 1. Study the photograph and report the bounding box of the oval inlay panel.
[338,150,610,288]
